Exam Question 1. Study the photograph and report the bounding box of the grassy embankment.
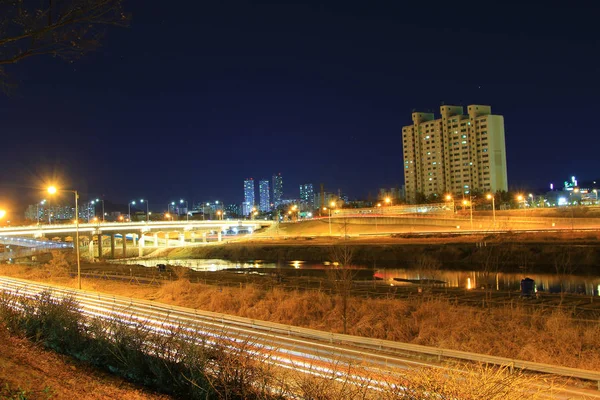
[0,283,558,399]
[2,254,600,376]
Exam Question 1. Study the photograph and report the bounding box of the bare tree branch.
[0,0,129,88]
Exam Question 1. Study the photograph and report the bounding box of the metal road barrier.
[0,276,599,391]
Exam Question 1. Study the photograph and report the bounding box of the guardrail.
[0,276,598,390]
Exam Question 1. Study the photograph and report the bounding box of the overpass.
[0,220,275,259]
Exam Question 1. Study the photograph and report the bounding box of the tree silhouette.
[0,0,129,91]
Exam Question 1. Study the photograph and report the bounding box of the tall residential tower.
[259,180,271,212]
[272,173,283,207]
[243,178,255,216]
[402,105,508,203]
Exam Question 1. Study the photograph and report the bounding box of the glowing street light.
[385,197,391,205]
[129,200,135,221]
[47,185,81,290]
[180,199,189,222]
[216,210,223,220]
[445,194,455,214]
[140,199,149,223]
[486,193,496,226]
[165,213,172,221]
[37,199,46,226]
[462,198,473,230]
[91,198,105,222]
[0,209,5,220]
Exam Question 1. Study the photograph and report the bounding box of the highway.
[0,276,598,398]
[0,220,275,237]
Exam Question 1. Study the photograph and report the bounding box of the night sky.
[1,0,599,213]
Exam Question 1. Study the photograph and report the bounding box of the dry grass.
[2,263,599,372]
[0,322,170,400]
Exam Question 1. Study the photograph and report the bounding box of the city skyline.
[1,1,599,212]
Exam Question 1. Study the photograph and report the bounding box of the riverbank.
[143,231,600,274]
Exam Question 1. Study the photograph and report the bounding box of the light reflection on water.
[114,258,600,296]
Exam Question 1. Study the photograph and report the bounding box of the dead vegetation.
[0,289,566,399]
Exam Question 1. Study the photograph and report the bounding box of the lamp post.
[140,199,149,222]
[129,201,135,221]
[445,194,455,214]
[48,185,81,290]
[486,193,496,227]
[92,198,105,222]
[180,199,188,222]
[216,210,222,220]
[37,199,46,226]
[165,213,172,221]
[463,198,473,230]
[329,201,336,234]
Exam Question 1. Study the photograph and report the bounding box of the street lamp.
[216,210,222,220]
[385,197,391,206]
[37,199,46,226]
[140,199,149,222]
[91,198,105,222]
[445,194,455,214]
[47,185,81,290]
[486,193,496,226]
[129,201,135,221]
[180,199,189,222]
[463,199,473,230]
[165,213,172,221]
[0,209,5,220]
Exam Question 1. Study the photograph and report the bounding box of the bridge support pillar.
[122,233,127,257]
[97,234,103,258]
[202,232,207,243]
[132,234,137,247]
[191,232,196,243]
[217,231,222,242]
[179,233,185,246]
[110,234,116,259]
[165,233,169,248]
[153,233,158,247]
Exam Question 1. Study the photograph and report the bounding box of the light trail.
[0,276,598,399]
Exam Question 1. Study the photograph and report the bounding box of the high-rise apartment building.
[272,173,283,207]
[243,178,255,216]
[299,183,314,209]
[259,180,270,212]
[402,105,507,203]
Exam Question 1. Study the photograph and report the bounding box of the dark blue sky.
[1,0,599,212]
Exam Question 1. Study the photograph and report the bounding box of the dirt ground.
[0,327,171,400]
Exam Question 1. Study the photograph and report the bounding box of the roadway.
[0,276,598,398]
[0,220,276,237]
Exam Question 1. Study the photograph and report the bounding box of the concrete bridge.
[0,220,275,259]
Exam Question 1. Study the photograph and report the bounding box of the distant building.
[402,105,508,203]
[243,178,255,216]
[272,173,283,207]
[378,187,403,203]
[299,183,314,210]
[225,203,242,218]
[25,203,75,223]
[258,180,270,212]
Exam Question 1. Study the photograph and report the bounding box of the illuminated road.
[0,276,598,398]
[0,220,275,237]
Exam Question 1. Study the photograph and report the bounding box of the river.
[113,257,600,296]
